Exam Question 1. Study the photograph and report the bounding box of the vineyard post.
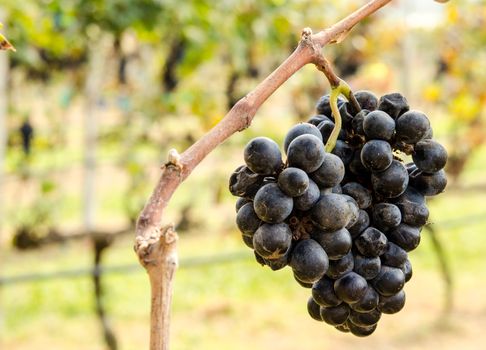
[134,1,396,349]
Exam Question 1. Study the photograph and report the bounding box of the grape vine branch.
[134,1,394,349]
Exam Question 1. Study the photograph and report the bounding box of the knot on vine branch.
[300,27,326,65]
[301,27,313,41]
[135,224,179,268]
[166,148,183,171]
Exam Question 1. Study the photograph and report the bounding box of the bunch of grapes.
[229,90,447,337]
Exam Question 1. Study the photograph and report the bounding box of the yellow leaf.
[449,93,481,122]
[423,84,442,102]
[446,6,459,24]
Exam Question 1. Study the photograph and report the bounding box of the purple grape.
[284,123,323,153]
[334,272,368,303]
[244,137,283,175]
[253,183,293,223]
[278,167,309,197]
[253,223,292,259]
[290,239,329,283]
[396,110,431,144]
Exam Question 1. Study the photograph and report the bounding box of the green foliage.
[424,3,486,179]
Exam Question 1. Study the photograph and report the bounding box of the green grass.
[2,184,486,350]
[3,110,486,349]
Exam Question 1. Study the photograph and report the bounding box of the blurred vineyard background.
[1,0,486,349]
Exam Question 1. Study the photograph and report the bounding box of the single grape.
[284,123,323,153]
[326,251,354,279]
[242,234,254,249]
[253,183,293,223]
[400,259,413,282]
[313,228,352,260]
[349,309,382,327]
[378,92,409,119]
[342,182,372,209]
[235,197,250,212]
[395,110,431,144]
[311,153,345,188]
[253,223,292,259]
[348,210,370,239]
[412,139,448,173]
[349,147,370,177]
[361,140,393,172]
[352,110,369,136]
[354,91,378,112]
[394,185,426,204]
[278,167,309,197]
[338,102,355,129]
[353,254,381,280]
[244,137,283,175]
[287,134,326,173]
[294,179,320,211]
[290,239,329,283]
[355,227,388,258]
[264,253,289,271]
[311,194,352,232]
[295,274,313,288]
[363,110,395,141]
[410,169,447,196]
[387,224,421,252]
[307,114,331,127]
[381,242,408,268]
[331,140,354,167]
[312,276,342,307]
[378,290,406,314]
[334,272,368,303]
[394,188,429,226]
[372,266,405,296]
[346,321,377,337]
[349,286,379,312]
[342,195,360,228]
[371,160,409,198]
[307,296,323,321]
[320,304,350,326]
[393,192,423,220]
[229,165,264,199]
[236,203,261,236]
[372,203,402,231]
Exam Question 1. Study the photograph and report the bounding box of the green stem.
[325,80,346,152]
[325,87,341,153]
[324,79,361,152]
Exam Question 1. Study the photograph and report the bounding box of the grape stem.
[326,82,345,152]
[135,1,395,349]
[315,55,361,152]
[325,79,360,152]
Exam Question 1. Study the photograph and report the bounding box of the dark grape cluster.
[229,90,447,337]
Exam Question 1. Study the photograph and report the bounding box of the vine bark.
[134,1,394,349]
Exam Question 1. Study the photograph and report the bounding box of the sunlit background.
[1,1,485,349]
